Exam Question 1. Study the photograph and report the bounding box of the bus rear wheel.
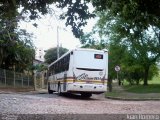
[58,84,62,96]
[48,84,53,94]
[81,93,92,98]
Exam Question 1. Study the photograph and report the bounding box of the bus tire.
[81,93,92,98]
[48,83,53,94]
[58,83,62,96]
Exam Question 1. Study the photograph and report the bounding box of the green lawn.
[148,74,160,84]
[123,84,160,93]
[105,73,160,99]
[123,75,160,93]
[122,74,160,93]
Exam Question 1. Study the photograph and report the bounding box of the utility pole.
[57,26,60,59]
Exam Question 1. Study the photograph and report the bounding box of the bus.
[47,48,108,98]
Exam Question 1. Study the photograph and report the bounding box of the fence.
[0,68,34,88]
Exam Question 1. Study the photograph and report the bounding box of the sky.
[19,6,97,51]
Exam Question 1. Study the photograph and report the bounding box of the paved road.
[0,92,160,119]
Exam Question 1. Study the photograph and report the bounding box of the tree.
[90,0,160,86]
[56,0,160,37]
[128,30,160,85]
[0,1,36,72]
[44,47,68,64]
[34,64,48,72]
[80,28,108,50]
[0,28,35,72]
[108,32,159,86]
[1,0,160,38]
[103,17,160,85]
[0,0,95,38]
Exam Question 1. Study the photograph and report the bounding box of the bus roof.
[74,48,108,52]
[48,48,108,68]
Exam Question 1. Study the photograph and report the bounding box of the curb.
[106,96,160,101]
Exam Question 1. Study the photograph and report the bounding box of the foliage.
[1,0,160,38]
[56,0,95,38]
[55,2,160,86]
[44,47,68,64]
[93,0,160,31]
[1,0,160,79]
[0,1,37,72]
[0,28,35,72]
[0,0,56,19]
[80,32,108,50]
[56,0,160,37]
[0,0,95,38]
[94,4,160,85]
[34,64,48,72]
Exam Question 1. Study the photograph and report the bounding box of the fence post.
[34,70,37,90]
[41,71,44,88]
[14,70,15,87]
[4,69,6,86]
[21,73,23,87]
[28,74,29,87]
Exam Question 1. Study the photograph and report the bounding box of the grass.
[123,84,160,93]
[149,74,160,84]
[123,74,160,93]
[106,91,121,97]
[105,73,160,99]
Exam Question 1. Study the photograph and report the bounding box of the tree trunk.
[0,48,3,67]
[143,66,149,86]
[108,77,112,92]
[136,79,140,85]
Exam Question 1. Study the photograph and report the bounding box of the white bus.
[47,48,108,97]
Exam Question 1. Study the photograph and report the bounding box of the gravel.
[0,93,160,119]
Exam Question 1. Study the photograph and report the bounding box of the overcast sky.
[19,5,97,50]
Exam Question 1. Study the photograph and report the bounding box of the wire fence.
[0,68,34,88]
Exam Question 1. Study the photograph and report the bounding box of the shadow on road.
[58,93,105,101]
[60,93,93,100]
[17,90,106,101]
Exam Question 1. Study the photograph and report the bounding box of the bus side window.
[58,61,61,73]
[57,61,60,73]
[66,54,70,70]
[52,70,55,75]
[62,58,65,72]
[55,62,58,74]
